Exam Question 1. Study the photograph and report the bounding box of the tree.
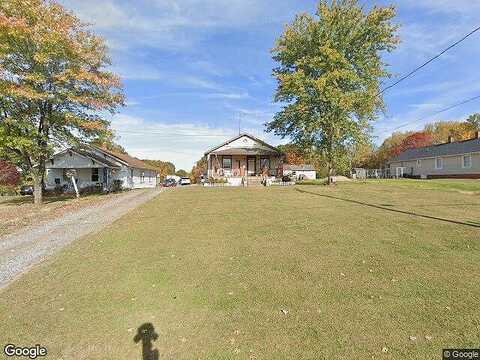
[142,160,175,181]
[0,0,124,204]
[390,132,432,157]
[466,113,480,131]
[266,0,399,184]
[91,135,127,154]
[0,159,20,186]
[175,169,189,177]
[424,121,473,143]
[190,157,207,183]
[277,144,307,165]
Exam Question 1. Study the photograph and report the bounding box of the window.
[416,159,421,168]
[222,156,232,169]
[435,157,443,170]
[91,168,99,182]
[50,159,54,165]
[54,178,61,185]
[140,172,145,183]
[260,157,270,170]
[462,155,472,168]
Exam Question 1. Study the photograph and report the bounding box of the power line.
[379,25,480,95]
[114,130,236,137]
[380,93,480,134]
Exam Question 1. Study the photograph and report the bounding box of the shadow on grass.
[296,188,480,229]
[134,323,159,360]
[0,192,111,206]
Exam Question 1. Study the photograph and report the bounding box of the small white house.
[283,164,316,180]
[45,146,158,191]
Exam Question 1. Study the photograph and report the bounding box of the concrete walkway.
[0,188,163,290]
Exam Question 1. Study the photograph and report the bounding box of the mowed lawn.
[1,182,479,359]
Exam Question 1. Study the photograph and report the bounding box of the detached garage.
[283,164,316,180]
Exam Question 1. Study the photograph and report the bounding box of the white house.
[283,164,316,180]
[45,146,158,191]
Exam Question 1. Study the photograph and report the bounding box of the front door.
[247,156,256,176]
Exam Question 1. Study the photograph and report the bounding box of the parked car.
[19,185,34,195]
[162,178,177,187]
[179,177,191,186]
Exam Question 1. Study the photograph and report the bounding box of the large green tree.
[267,0,399,183]
[0,0,124,204]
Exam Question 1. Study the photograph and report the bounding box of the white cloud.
[110,113,284,170]
[205,91,250,100]
[111,114,235,170]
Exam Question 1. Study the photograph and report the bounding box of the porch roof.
[210,147,280,156]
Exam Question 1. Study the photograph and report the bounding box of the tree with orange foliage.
[277,144,307,165]
[390,132,433,156]
[390,132,433,157]
[0,0,124,204]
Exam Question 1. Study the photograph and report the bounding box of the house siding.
[45,150,157,190]
[390,153,480,178]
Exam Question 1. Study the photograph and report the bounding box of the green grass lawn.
[1,183,479,359]
[363,178,480,193]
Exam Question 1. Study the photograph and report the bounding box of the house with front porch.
[45,145,158,191]
[204,133,284,185]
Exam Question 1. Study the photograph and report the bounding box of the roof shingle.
[389,137,480,162]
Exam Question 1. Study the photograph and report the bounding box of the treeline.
[275,115,480,175]
[357,115,480,169]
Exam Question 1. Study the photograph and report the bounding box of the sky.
[60,0,480,170]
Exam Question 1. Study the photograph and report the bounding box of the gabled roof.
[283,164,315,171]
[74,149,122,168]
[204,133,283,156]
[389,137,480,162]
[50,148,121,168]
[92,146,159,172]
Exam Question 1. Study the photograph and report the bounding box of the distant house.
[388,132,480,179]
[205,133,284,183]
[45,146,158,190]
[283,164,316,180]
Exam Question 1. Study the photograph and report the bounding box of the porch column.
[207,154,211,177]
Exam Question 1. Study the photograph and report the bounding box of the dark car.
[20,185,34,196]
[162,178,177,187]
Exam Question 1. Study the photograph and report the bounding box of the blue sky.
[60,0,480,170]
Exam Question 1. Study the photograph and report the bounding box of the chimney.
[448,135,454,143]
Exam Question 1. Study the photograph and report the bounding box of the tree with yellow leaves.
[0,0,124,204]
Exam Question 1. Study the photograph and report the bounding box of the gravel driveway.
[0,188,163,290]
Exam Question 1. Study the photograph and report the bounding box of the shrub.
[0,160,20,186]
[111,180,123,192]
[0,185,18,196]
[208,177,228,184]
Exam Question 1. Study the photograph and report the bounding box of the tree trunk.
[328,166,334,185]
[33,173,43,205]
[33,158,45,205]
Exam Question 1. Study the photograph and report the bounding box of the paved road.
[0,188,163,290]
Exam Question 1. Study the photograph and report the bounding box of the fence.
[352,168,414,180]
